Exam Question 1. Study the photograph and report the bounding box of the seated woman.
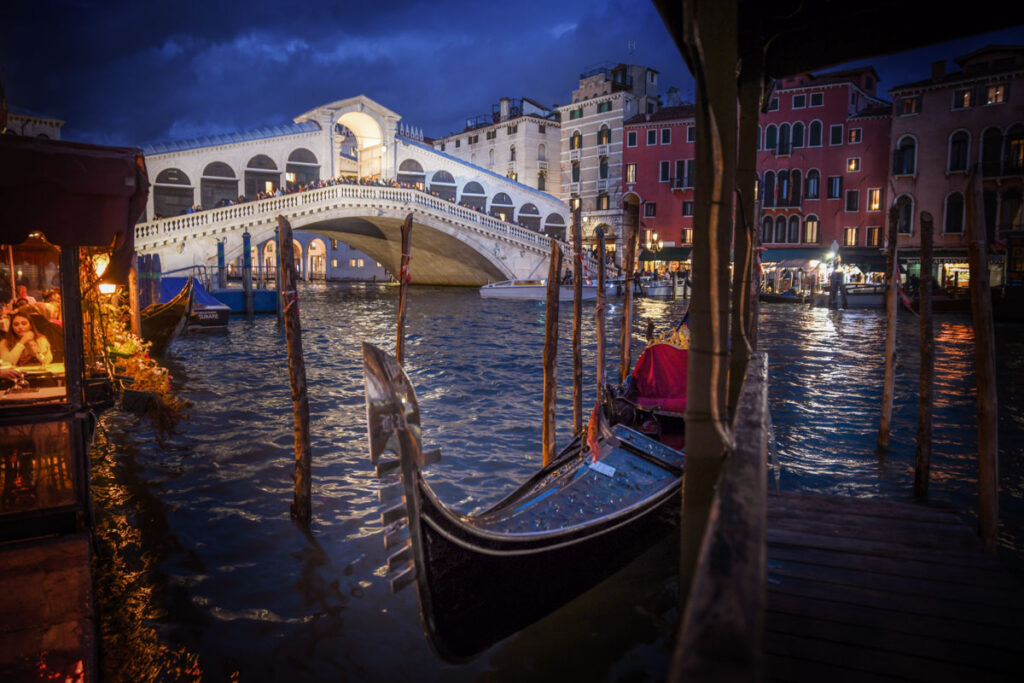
[0,312,53,366]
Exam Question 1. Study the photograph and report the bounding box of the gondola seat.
[632,342,688,416]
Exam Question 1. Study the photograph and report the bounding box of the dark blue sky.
[2,1,1023,149]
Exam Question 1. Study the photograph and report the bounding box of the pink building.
[889,45,1024,291]
[757,67,892,281]
[622,102,696,269]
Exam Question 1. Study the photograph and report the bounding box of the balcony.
[570,182,582,194]
[538,160,548,172]
[672,178,694,192]
[597,143,610,157]
[570,148,581,162]
[596,179,609,192]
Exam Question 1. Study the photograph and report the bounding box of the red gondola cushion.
[632,343,688,415]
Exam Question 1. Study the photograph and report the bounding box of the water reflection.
[90,287,1024,680]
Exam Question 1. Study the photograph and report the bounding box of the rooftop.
[143,120,321,156]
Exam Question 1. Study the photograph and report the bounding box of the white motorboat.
[479,279,598,301]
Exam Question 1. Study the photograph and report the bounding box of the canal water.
[90,284,1024,682]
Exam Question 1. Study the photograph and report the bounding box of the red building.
[758,67,892,285]
[622,102,696,269]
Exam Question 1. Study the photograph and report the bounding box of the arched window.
[537,171,546,191]
[597,125,611,145]
[154,168,194,217]
[519,203,541,230]
[488,148,495,165]
[792,122,804,149]
[460,181,486,210]
[948,131,970,172]
[762,171,775,208]
[787,216,801,243]
[803,215,820,244]
[1005,124,1024,175]
[774,216,787,243]
[510,145,516,161]
[599,157,608,179]
[944,192,965,233]
[201,161,238,208]
[805,169,820,199]
[777,170,790,207]
[245,155,280,197]
[790,169,802,206]
[765,125,778,150]
[429,170,457,200]
[893,136,917,175]
[570,131,583,150]
[1001,188,1023,230]
[544,213,567,240]
[896,194,914,234]
[757,125,762,151]
[490,192,515,222]
[286,148,319,188]
[809,120,823,147]
[538,143,546,161]
[398,159,426,187]
[982,127,1002,177]
[762,216,774,243]
[778,123,791,155]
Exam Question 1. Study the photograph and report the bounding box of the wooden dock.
[765,492,1024,682]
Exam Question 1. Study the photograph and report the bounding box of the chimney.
[666,87,681,107]
[499,97,511,121]
[931,60,946,81]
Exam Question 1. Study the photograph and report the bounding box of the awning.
[839,248,887,272]
[639,246,691,262]
[759,247,825,264]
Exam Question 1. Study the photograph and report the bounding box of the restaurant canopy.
[640,246,692,262]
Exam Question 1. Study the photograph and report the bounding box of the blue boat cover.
[160,276,227,308]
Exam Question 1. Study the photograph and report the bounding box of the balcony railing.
[570,149,582,162]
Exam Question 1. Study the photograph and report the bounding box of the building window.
[687,126,696,143]
[893,136,917,175]
[597,193,610,210]
[949,131,969,172]
[1007,124,1024,174]
[848,128,862,144]
[896,195,913,234]
[571,162,580,182]
[986,84,1006,105]
[774,216,787,243]
[778,124,791,155]
[660,161,670,182]
[953,88,974,109]
[945,192,965,233]
[627,130,637,147]
[349,258,365,267]
[510,145,516,161]
[843,227,858,246]
[810,92,824,107]
[900,96,920,115]
[454,139,461,148]
[845,190,859,212]
[537,172,546,191]
[793,94,806,109]
[682,228,693,243]
[829,124,843,145]
[804,215,820,243]
[569,107,583,120]
[765,125,777,150]
[644,203,657,217]
[762,171,775,208]
[599,157,609,179]
[761,216,773,243]
[538,124,546,134]
[827,176,842,199]
[661,128,671,144]
[792,122,804,149]
[868,188,882,211]
[647,129,657,145]
[597,100,612,113]
[330,239,338,249]
[787,215,800,243]
[848,157,861,172]
[331,259,338,268]
[626,162,637,183]
[486,130,496,140]
[777,170,790,206]
[570,131,582,149]
[768,97,779,111]
[866,226,881,246]
[805,170,820,199]
[809,121,822,147]
[682,201,694,217]
[597,126,611,145]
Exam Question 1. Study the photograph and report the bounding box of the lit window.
[900,97,920,115]
[848,158,861,172]
[868,188,882,211]
[597,194,609,210]
[848,128,862,144]
[626,163,637,183]
[866,227,881,246]
[331,259,338,268]
[986,84,1006,105]
[844,227,858,246]
[349,258,357,267]
[953,89,973,109]
[803,216,820,243]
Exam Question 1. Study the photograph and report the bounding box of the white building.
[4,108,64,140]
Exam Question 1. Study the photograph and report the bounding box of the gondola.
[140,276,192,354]
[758,290,810,304]
[362,337,687,661]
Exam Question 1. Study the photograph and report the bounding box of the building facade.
[558,63,660,257]
[757,67,892,278]
[432,97,562,199]
[889,45,1024,290]
[4,108,63,140]
[622,103,697,267]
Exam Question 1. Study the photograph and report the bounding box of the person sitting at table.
[0,312,53,366]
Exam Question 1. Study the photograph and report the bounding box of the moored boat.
[140,277,192,354]
[361,333,687,660]
[759,290,811,304]
[162,276,230,331]
[479,279,597,301]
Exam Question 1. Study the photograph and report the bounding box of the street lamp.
[645,232,664,274]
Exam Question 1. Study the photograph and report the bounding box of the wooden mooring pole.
[595,227,607,394]
[620,203,639,384]
[242,231,254,321]
[965,173,999,551]
[877,205,899,453]
[128,265,141,336]
[396,213,413,365]
[542,239,562,466]
[572,202,583,435]
[915,212,934,500]
[277,216,313,525]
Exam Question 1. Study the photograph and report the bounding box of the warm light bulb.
[98,283,117,294]
[94,254,110,278]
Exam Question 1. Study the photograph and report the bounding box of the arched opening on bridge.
[154,168,194,218]
[245,155,280,198]
[429,170,457,201]
[286,148,320,190]
[518,203,541,231]
[397,159,425,189]
[490,192,514,222]
[201,161,238,209]
[460,181,486,210]
[307,238,327,281]
[336,111,384,180]
[544,213,567,241]
[292,239,303,279]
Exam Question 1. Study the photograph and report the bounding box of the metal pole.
[217,239,226,289]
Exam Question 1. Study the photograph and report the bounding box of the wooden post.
[60,247,84,412]
[595,226,607,394]
[964,173,999,551]
[620,203,640,384]
[242,231,253,321]
[128,265,141,336]
[678,0,738,599]
[275,227,284,325]
[277,216,314,525]
[877,205,899,453]
[396,213,413,365]
[542,238,562,466]
[572,202,583,435]
[915,212,935,500]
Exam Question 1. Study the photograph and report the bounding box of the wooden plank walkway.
[765,492,1024,682]
[0,534,95,683]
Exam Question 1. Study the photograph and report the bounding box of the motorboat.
[479,279,597,301]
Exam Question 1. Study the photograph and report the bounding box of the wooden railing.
[670,352,769,681]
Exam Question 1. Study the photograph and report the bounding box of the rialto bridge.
[135,95,589,285]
